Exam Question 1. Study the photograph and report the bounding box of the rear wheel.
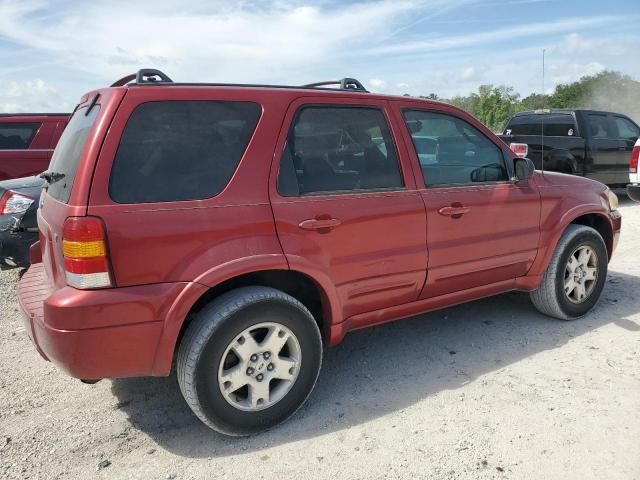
[530,224,608,320]
[177,286,322,436]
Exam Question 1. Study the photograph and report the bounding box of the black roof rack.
[301,78,368,92]
[109,69,368,93]
[111,69,174,87]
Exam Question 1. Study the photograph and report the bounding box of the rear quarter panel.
[86,87,293,287]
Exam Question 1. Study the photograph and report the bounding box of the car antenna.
[541,48,545,176]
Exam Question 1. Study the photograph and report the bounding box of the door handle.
[438,205,471,218]
[298,218,342,231]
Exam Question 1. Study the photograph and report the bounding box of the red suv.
[0,113,69,180]
[19,70,621,436]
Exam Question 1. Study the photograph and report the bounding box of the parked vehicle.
[499,109,640,186]
[0,113,69,181]
[628,138,640,202]
[0,176,43,269]
[19,70,621,436]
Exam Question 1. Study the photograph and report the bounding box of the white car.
[628,138,640,202]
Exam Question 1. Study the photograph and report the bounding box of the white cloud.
[0,79,69,113]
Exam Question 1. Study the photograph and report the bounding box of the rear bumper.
[18,263,188,379]
[627,184,640,203]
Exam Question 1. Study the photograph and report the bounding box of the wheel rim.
[217,322,301,412]
[563,245,598,304]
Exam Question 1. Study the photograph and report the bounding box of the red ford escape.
[19,70,621,436]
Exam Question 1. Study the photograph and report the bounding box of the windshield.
[46,105,101,203]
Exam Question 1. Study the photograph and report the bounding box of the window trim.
[107,99,262,205]
[401,108,513,189]
[0,122,41,150]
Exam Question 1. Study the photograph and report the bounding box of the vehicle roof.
[0,113,70,118]
[512,108,628,117]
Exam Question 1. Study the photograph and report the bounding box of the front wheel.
[530,224,608,320]
[177,286,323,436]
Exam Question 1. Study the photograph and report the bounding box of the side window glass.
[277,106,403,196]
[613,117,640,140]
[404,110,508,187]
[110,101,261,204]
[0,123,41,149]
[587,114,614,139]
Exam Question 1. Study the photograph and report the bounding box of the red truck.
[19,70,621,436]
[0,113,69,181]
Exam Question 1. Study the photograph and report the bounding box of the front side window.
[110,101,261,204]
[0,122,41,149]
[404,110,508,187]
[277,106,403,196]
[613,116,640,140]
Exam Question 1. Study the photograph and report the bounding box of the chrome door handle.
[298,218,342,231]
[438,206,471,217]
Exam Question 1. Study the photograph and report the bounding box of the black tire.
[530,224,608,320]
[177,286,322,436]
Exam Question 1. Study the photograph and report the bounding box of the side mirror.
[514,157,535,183]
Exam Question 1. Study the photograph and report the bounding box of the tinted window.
[277,106,403,196]
[613,116,640,139]
[506,114,577,136]
[405,110,508,187]
[110,101,261,203]
[0,123,40,149]
[587,114,614,139]
[47,107,100,203]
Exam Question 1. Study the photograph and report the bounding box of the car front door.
[611,115,640,184]
[270,97,427,321]
[393,102,541,299]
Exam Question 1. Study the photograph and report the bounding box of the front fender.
[527,203,613,279]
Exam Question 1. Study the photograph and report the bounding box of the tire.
[530,224,608,320]
[177,286,322,436]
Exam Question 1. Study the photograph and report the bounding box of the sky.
[0,0,638,112]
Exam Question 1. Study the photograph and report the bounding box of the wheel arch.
[528,206,614,282]
[151,263,339,376]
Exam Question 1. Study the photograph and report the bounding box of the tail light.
[0,191,34,214]
[510,143,528,158]
[62,217,113,289]
[630,145,639,174]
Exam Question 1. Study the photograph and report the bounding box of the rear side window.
[47,106,100,203]
[0,123,40,149]
[587,114,614,139]
[506,114,577,137]
[109,101,261,204]
[277,106,403,196]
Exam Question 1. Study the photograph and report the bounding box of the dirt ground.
[1,195,639,480]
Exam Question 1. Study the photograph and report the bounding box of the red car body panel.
[0,114,68,180]
[19,83,622,380]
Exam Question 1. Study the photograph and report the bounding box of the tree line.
[414,71,640,132]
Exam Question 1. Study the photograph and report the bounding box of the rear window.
[506,114,577,137]
[47,106,100,203]
[0,122,41,149]
[109,101,261,204]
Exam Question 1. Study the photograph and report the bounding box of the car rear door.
[392,100,541,299]
[584,112,623,185]
[0,117,52,180]
[269,96,427,321]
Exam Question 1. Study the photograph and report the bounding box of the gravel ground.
[1,196,639,480]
